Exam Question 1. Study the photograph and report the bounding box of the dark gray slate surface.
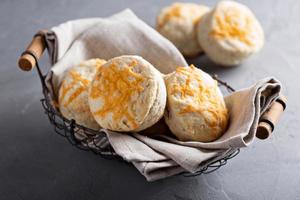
[0,0,299,199]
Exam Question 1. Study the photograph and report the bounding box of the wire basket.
[37,65,240,177]
[20,34,241,177]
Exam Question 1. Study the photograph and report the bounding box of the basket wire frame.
[29,49,240,176]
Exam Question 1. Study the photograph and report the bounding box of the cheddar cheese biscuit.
[157,3,210,57]
[197,1,264,66]
[164,65,228,142]
[89,55,166,132]
[58,58,106,130]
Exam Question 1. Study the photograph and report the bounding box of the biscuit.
[58,58,106,130]
[197,1,264,66]
[89,55,166,132]
[164,65,228,142]
[157,3,210,57]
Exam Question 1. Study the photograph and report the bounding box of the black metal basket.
[28,49,240,177]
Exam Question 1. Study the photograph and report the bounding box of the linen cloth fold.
[102,77,281,181]
[43,9,282,181]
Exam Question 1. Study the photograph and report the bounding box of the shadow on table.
[36,156,223,200]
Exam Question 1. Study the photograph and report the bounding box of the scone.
[164,65,228,142]
[89,55,166,132]
[197,1,264,66]
[156,3,210,57]
[58,58,106,130]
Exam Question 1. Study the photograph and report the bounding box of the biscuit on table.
[157,3,210,57]
[164,65,228,142]
[197,1,264,66]
[89,55,166,132]
[58,58,106,130]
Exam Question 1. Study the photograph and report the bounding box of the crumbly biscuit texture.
[59,58,106,130]
[164,65,228,142]
[197,1,264,66]
[157,3,210,56]
[89,55,166,132]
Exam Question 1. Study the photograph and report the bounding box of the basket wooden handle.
[18,31,46,71]
[256,94,287,139]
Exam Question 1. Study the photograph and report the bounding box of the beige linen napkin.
[45,9,187,97]
[44,9,282,181]
[101,77,281,181]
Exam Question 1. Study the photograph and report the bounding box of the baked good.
[156,3,210,57]
[197,1,264,66]
[89,55,166,132]
[58,58,106,130]
[164,65,228,142]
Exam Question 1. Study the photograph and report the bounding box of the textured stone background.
[1,0,299,199]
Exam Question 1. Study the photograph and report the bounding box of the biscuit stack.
[156,1,264,66]
[58,56,228,142]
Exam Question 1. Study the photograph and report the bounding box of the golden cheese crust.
[88,55,166,132]
[58,58,106,130]
[164,65,228,142]
[197,1,264,66]
[157,3,210,57]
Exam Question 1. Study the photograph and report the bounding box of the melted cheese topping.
[210,7,254,46]
[157,3,204,28]
[169,65,228,136]
[59,70,90,107]
[59,59,105,107]
[157,4,182,28]
[90,60,145,129]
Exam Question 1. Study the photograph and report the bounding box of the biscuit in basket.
[156,3,210,57]
[58,58,106,130]
[89,55,166,132]
[197,1,264,66]
[164,65,228,142]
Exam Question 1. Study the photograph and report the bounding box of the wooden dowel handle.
[18,32,46,71]
[256,95,287,140]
